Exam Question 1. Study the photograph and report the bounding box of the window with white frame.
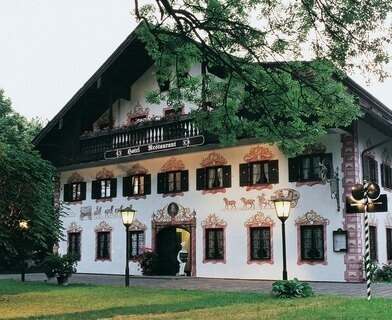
[196,166,231,190]
[205,228,224,260]
[130,230,145,259]
[363,155,378,183]
[67,232,81,259]
[387,228,392,261]
[239,160,279,186]
[64,182,86,202]
[123,174,151,197]
[96,231,111,260]
[381,163,392,188]
[157,170,189,194]
[250,227,271,260]
[92,178,117,200]
[369,226,377,261]
[300,225,324,261]
[289,153,332,182]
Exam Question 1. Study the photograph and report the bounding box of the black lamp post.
[272,198,292,280]
[19,220,29,282]
[120,206,136,287]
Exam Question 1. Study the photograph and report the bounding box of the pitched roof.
[33,24,392,148]
[33,23,153,145]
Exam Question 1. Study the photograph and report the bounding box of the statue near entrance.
[176,241,188,276]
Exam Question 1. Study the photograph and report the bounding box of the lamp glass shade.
[273,200,292,221]
[19,220,29,229]
[366,182,380,201]
[121,207,136,227]
[351,183,365,201]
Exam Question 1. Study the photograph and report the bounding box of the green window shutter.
[196,168,206,190]
[110,178,117,198]
[80,182,87,200]
[157,172,166,194]
[268,160,279,184]
[123,176,131,197]
[239,163,249,187]
[91,180,100,199]
[222,165,231,188]
[288,158,300,182]
[64,183,71,202]
[144,174,151,195]
[181,170,189,192]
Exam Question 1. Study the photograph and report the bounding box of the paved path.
[1,273,392,298]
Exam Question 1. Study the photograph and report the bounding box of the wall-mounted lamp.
[333,228,347,252]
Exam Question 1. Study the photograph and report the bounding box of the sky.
[0,0,392,121]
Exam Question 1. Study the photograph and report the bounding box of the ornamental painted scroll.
[294,210,330,226]
[153,202,196,223]
[67,171,85,184]
[271,188,300,208]
[243,145,274,162]
[67,221,83,233]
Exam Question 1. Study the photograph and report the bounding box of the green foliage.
[360,258,380,282]
[137,248,159,275]
[271,278,314,298]
[0,88,61,269]
[375,262,392,282]
[42,253,78,279]
[134,0,391,156]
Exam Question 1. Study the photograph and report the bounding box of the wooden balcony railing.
[78,117,202,162]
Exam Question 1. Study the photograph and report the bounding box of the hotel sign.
[104,135,205,160]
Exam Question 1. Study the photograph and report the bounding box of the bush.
[271,278,313,298]
[42,253,78,280]
[137,248,159,275]
[375,262,392,282]
[360,258,380,282]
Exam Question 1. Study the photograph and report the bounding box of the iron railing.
[79,117,202,162]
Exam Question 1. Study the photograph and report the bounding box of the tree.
[0,89,62,270]
[133,0,392,155]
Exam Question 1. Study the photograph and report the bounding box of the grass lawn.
[0,279,391,319]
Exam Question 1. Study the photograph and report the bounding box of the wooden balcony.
[78,117,205,163]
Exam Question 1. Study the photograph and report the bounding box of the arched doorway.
[152,202,196,276]
[156,227,190,275]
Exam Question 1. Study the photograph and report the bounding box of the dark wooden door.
[156,227,182,275]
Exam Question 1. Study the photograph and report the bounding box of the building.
[34,26,392,282]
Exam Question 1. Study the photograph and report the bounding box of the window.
[369,226,377,261]
[196,166,231,190]
[63,182,86,202]
[157,170,189,194]
[300,226,324,261]
[96,231,111,260]
[363,155,378,183]
[381,163,392,188]
[387,228,392,260]
[130,115,147,123]
[205,228,224,260]
[250,227,271,260]
[92,178,117,200]
[239,160,279,186]
[130,231,144,259]
[164,106,183,117]
[123,175,151,197]
[289,153,332,182]
[67,232,81,259]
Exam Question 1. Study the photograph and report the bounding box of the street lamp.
[121,206,136,287]
[272,198,292,280]
[19,220,29,282]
